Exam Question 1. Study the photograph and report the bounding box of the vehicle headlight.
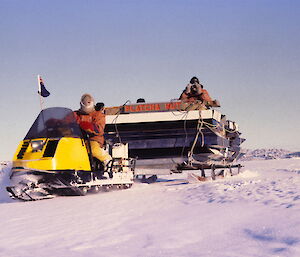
[31,140,45,152]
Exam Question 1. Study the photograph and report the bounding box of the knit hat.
[190,76,200,84]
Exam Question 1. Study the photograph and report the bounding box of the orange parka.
[179,83,213,103]
[74,110,104,145]
[91,111,106,147]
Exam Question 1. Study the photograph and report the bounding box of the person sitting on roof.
[179,76,220,107]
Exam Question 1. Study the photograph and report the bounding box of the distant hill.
[285,151,300,158]
[239,148,300,161]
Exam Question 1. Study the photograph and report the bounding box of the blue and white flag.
[38,75,50,97]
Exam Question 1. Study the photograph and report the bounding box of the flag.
[38,75,50,97]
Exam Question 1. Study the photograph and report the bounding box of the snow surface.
[0,159,299,257]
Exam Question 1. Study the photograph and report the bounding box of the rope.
[111,100,131,144]
[180,112,189,159]
[188,109,205,165]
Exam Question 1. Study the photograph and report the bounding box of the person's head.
[136,98,145,103]
[80,93,95,114]
[190,76,200,84]
[95,102,105,111]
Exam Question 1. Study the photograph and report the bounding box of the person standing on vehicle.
[91,102,112,165]
[74,94,111,168]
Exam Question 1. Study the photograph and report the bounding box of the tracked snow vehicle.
[7,107,135,201]
[105,100,245,179]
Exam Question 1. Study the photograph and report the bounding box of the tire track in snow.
[173,169,300,209]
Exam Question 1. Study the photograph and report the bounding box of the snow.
[240,148,292,161]
[0,159,300,257]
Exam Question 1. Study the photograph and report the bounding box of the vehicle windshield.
[24,107,82,139]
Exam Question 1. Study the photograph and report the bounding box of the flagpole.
[37,74,44,111]
[37,74,46,128]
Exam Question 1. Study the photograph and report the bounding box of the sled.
[105,100,245,176]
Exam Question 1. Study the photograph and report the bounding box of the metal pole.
[37,75,44,111]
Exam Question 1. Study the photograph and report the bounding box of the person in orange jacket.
[179,77,219,107]
[74,94,111,168]
[180,77,201,101]
[91,102,106,148]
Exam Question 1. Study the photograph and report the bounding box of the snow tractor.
[104,100,245,181]
[6,107,135,201]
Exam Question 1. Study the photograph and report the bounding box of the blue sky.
[0,0,299,160]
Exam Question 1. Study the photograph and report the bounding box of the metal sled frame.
[175,161,243,180]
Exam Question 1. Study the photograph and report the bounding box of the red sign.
[123,101,182,113]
